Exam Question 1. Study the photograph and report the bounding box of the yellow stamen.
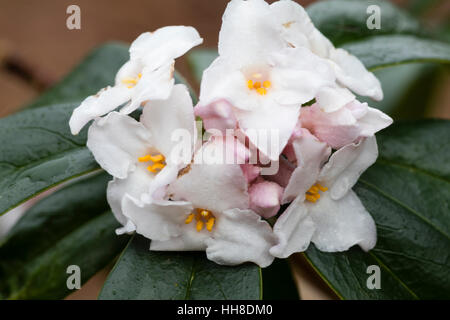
[254,81,261,89]
[305,183,327,203]
[138,155,152,162]
[148,154,165,163]
[196,220,204,232]
[147,163,165,172]
[263,80,271,88]
[121,77,138,84]
[185,213,194,224]
[247,80,254,89]
[206,217,215,232]
[256,87,267,95]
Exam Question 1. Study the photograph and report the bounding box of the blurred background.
[0,0,448,300]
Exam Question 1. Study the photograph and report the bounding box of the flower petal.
[309,190,377,252]
[270,196,315,258]
[141,84,196,165]
[283,129,331,203]
[329,48,383,101]
[121,195,193,241]
[107,165,154,233]
[150,225,209,251]
[130,26,203,70]
[319,136,378,200]
[168,138,249,213]
[270,47,335,105]
[205,208,277,267]
[119,62,175,114]
[315,86,355,113]
[69,86,131,135]
[236,103,301,161]
[219,0,285,67]
[87,112,153,179]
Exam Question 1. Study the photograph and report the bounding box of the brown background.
[0,0,448,299]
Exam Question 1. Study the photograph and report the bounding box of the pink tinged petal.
[205,208,277,267]
[249,179,283,219]
[107,166,155,231]
[270,196,315,258]
[283,130,331,203]
[300,103,361,149]
[130,26,203,70]
[329,48,383,101]
[168,138,249,213]
[69,86,132,135]
[219,0,285,67]
[309,191,377,252]
[121,195,193,241]
[236,103,301,161]
[86,112,153,179]
[319,136,378,200]
[194,99,237,134]
[240,164,261,184]
[141,84,196,166]
[120,62,175,115]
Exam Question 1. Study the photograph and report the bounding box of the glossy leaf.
[304,120,450,299]
[99,235,262,300]
[0,102,98,216]
[342,35,450,70]
[0,172,129,299]
[307,0,423,46]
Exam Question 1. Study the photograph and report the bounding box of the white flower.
[85,84,197,234]
[270,132,378,258]
[119,136,277,267]
[271,0,383,106]
[69,26,203,134]
[198,0,335,160]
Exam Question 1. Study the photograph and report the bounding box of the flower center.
[138,153,166,173]
[305,183,328,203]
[185,208,216,232]
[247,72,271,95]
[122,73,142,88]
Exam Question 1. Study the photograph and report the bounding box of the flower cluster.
[69,0,392,267]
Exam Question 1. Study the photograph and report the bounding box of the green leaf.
[343,35,450,70]
[99,235,262,300]
[0,172,129,299]
[304,120,450,299]
[307,0,423,46]
[0,102,98,216]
